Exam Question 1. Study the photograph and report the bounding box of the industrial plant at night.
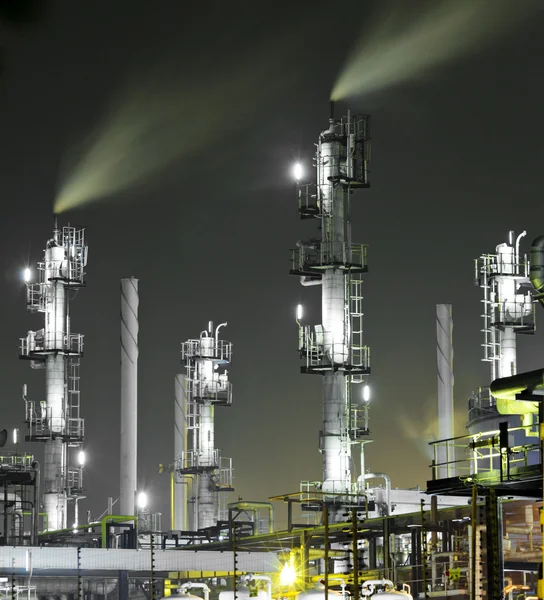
[0,1,543,600]
[0,104,538,600]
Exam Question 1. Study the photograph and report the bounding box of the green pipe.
[38,514,137,548]
[23,511,48,533]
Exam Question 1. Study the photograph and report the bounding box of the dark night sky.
[0,0,544,529]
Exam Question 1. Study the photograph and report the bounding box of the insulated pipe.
[489,369,541,425]
[362,473,391,515]
[180,583,210,600]
[174,374,187,530]
[436,304,454,478]
[120,277,139,517]
[227,501,274,533]
[530,236,544,307]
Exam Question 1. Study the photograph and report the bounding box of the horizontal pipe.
[530,236,544,307]
[23,578,116,595]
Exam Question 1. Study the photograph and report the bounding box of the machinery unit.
[175,321,234,532]
[19,220,88,532]
[290,108,371,521]
[468,231,537,441]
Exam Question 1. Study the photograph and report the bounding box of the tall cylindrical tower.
[469,231,536,436]
[175,322,234,531]
[20,221,88,531]
[436,304,454,478]
[291,110,371,521]
[120,277,139,517]
[174,374,188,530]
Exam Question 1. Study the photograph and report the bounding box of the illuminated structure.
[175,322,234,530]
[290,108,371,521]
[468,231,537,436]
[20,221,88,531]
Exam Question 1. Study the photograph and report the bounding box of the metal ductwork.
[489,369,542,425]
[25,578,116,595]
[530,236,544,307]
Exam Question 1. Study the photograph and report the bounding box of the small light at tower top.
[23,268,31,283]
[292,162,303,181]
[363,385,370,402]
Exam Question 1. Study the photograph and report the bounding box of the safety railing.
[25,403,84,441]
[297,183,319,218]
[181,339,232,362]
[20,332,84,357]
[290,242,368,274]
[430,426,540,483]
[0,453,34,469]
[176,449,220,472]
[298,324,370,373]
[67,467,83,492]
[189,379,232,405]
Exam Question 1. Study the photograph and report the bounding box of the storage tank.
[218,585,251,600]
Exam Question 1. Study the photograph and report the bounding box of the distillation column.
[469,231,535,436]
[291,109,371,521]
[176,322,234,531]
[20,222,88,531]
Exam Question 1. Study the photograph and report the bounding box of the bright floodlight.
[23,268,31,283]
[78,450,86,466]
[293,162,303,181]
[363,385,370,402]
[296,304,303,320]
[137,491,148,510]
[12,429,18,445]
[280,560,297,586]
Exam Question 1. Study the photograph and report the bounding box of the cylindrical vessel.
[436,304,454,478]
[174,374,187,530]
[120,277,139,517]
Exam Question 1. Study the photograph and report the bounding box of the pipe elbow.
[530,236,544,300]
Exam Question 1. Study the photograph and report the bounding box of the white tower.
[20,221,87,531]
[291,109,371,521]
[469,231,535,435]
[176,322,233,531]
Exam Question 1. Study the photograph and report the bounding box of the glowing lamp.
[78,450,86,466]
[23,268,31,283]
[137,491,148,510]
[363,385,370,402]
[280,561,297,586]
[292,162,303,181]
[296,304,303,320]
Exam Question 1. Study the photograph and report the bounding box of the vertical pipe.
[323,505,329,600]
[436,304,454,478]
[174,374,187,530]
[120,277,139,517]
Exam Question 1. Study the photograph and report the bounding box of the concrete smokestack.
[120,277,139,516]
[436,303,454,478]
[174,374,187,530]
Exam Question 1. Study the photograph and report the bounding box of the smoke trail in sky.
[54,27,304,213]
[332,0,538,101]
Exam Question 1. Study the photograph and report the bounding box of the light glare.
[280,561,297,586]
[12,429,18,445]
[23,268,31,283]
[137,491,148,509]
[78,450,86,466]
[293,162,303,181]
[296,304,303,320]
[363,385,370,402]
